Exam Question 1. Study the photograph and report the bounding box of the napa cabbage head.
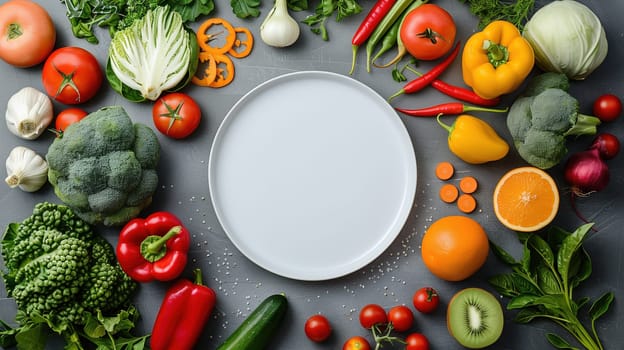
[523,0,608,80]
[107,6,199,102]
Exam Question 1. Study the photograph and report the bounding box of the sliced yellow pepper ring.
[208,54,235,88]
[192,52,218,87]
[227,27,254,58]
[196,18,236,55]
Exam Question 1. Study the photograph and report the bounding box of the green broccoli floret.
[507,73,601,169]
[47,106,160,226]
[0,202,140,347]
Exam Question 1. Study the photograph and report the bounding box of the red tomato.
[42,47,103,105]
[387,305,414,332]
[400,4,456,61]
[304,314,332,342]
[54,108,88,135]
[405,333,430,350]
[593,94,622,122]
[0,0,55,67]
[152,92,202,139]
[359,304,387,329]
[412,287,440,314]
[343,336,371,350]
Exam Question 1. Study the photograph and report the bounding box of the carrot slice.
[459,176,478,194]
[435,161,454,180]
[457,193,477,213]
[439,183,459,203]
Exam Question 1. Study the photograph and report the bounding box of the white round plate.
[208,71,417,281]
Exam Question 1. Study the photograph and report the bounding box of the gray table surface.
[1,0,622,349]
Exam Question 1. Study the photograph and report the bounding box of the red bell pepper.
[116,211,190,282]
[151,269,216,350]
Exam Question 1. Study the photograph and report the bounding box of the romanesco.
[0,202,144,348]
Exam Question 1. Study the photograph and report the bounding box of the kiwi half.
[447,287,504,349]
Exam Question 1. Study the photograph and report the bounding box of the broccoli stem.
[564,114,601,136]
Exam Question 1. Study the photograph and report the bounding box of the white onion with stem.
[260,0,300,47]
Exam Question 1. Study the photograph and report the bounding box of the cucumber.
[216,294,288,350]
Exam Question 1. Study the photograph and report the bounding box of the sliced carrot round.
[457,193,477,213]
[228,27,254,58]
[459,176,478,194]
[197,18,236,55]
[435,161,454,180]
[439,183,459,203]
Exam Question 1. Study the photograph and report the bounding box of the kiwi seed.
[447,287,504,349]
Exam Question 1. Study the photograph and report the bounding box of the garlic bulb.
[5,146,49,192]
[260,0,300,48]
[6,87,54,139]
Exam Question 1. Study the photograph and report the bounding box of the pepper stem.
[140,226,182,263]
[193,268,204,286]
[436,114,454,134]
[483,40,509,68]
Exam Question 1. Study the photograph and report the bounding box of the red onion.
[590,132,620,160]
[564,148,610,196]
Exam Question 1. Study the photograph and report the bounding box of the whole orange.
[421,216,489,281]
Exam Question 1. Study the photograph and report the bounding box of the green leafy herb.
[60,0,215,44]
[302,0,362,40]
[231,0,262,18]
[458,0,536,30]
[489,223,615,350]
[231,0,308,19]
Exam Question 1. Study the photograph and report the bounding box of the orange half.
[493,167,559,232]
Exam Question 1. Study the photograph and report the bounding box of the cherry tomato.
[399,4,457,61]
[593,94,622,122]
[304,314,332,342]
[387,305,414,332]
[152,92,202,139]
[406,333,430,350]
[0,0,55,67]
[359,304,387,329]
[42,47,103,105]
[412,287,440,314]
[54,108,88,135]
[590,133,620,160]
[343,336,371,350]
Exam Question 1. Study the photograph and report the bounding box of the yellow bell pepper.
[437,114,509,164]
[462,20,534,100]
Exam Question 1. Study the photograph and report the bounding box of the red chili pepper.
[349,0,397,74]
[116,211,190,283]
[151,269,216,350]
[395,102,508,117]
[430,79,501,107]
[388,41,461,101]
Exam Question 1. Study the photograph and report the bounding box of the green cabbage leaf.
[106,6,199,102]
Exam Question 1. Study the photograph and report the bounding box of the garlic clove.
[5,146,49,192]
[5,87,54,140]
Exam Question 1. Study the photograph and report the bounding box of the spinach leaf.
[231,0,261,18]
[489,223,614,350]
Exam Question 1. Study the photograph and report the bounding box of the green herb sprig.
[458,0,536,30]
[489,223,614,350]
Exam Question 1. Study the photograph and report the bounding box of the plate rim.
[208,70,417,281]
